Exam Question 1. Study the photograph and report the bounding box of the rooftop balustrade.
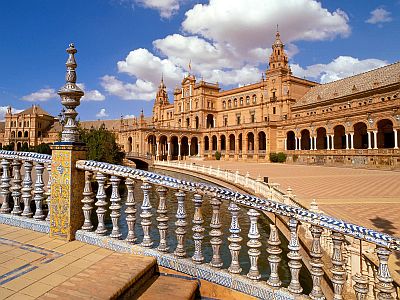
[0,150,399,299]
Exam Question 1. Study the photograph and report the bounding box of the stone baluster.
[192,194,205,264]
[81,171,95,231]
[45,164,52,221]
[228,201,242,274]
[95,172,108,235]
[352,273,369,300]
[375,246,395,300]
[21,161,33,218]
[0,159,11,213]
[11,160,22,215]
[125,178,137,243]
[267,223,282,287]
[109,176,122,239]
[156,186,169,251]
[174,190,187,257]
[247,209,261,280]
[309,225,325,300]
[140,180,153,247]
[287,218,303,294]
[210,197,223,267]
[33,162,45,220]
[331,232,346,299]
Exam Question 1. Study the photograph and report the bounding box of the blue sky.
[0,0,399,121]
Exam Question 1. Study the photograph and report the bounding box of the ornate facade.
[1,31,399,167]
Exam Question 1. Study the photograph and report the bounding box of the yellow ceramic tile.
[25,236,53,246]
[1,277,36,292]
[18,252,45,263]
[39,240,67,250]
[2,258,28,270]
[53,241,84,254]
[39,273,69,287]
[0,254,14,264]
[24,267,54,281]
[20,282,53,298]
[5,292,35,300]
[0,287,14,300]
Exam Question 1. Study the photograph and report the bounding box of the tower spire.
[58,43,84,143]
[267,29,289,73]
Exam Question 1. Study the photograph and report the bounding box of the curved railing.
[0,150,52,223]
[75,159,400,299]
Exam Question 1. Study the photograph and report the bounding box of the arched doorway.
[181,136,189,157]
[229,134,235,151]
[24,131,29,138]
[377,119,394,148]
[258,131,266,151]
[247,132,254,152]
[191,137,198,155]
[334,125,346,149]
[18,131,22,138]
[212,135,217,151]
[159,135,168,160]
[195,116,199,129]
[286,131,295,150]
[147,135,156,156]
[204,136,209,152]
[220,135,226,152]
[316,127,327,150]
[353,122,367,149]
[238,133,242,152]
[127,137,132,153]
[300,129,311,150]
[171,136,179,159]
[206,114,214,128]
[17,142,21,151]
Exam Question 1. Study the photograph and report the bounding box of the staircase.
[39,252,199,300]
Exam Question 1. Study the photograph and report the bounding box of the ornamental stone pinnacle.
[58,43,84,143]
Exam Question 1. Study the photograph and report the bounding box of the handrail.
[76,159,400,252]
[0,150,51,164]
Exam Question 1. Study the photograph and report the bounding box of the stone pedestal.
[49,143,86,241]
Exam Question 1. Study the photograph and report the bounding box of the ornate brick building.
[1,31,399,167]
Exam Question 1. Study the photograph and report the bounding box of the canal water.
[103,168,312,293]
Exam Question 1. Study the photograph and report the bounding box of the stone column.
[197,141,201,157]
[367,131,372,149]
[284,138,287,151]
[178,142,181,160]
[310,137,313,151]
[326,135,330,150]
[373,130,378,149]
[350,132,354,149]
[295,137,298,150]
[314,136,317,150]
[50,43,86,241]
[345,134,349,150]
[167,141,171,161]
[298,137,302,150]
[330,135,334,150]
[156,141,160,160]
[188,143,191,157]
[394,129,398,149]
[235,137,239,160]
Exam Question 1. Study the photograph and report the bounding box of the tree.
[79,125,125,165]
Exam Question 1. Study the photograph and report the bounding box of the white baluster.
[45,163,52,221]
[309,225,325,299]
[33,162,45,220]
[287,218,303,294]
[331,232,346,299]
[21,161,33,218]
[11,160,22,215]
[95,172,108,235]
[267,223,282,287]
[0,159,11,213]
[247,209,261,280]
[192,194,204,264]
[156,186,169,251]
[81,171,95,231]
[140,180,153,247]
[125,178,137,243]
[375,246,395,300]
[109,176,122,239]
[228,201,242,274]
[174,190,187,257]
[210,197,223,267]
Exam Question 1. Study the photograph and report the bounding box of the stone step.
[39,253,157,300]
[134,273,199,300]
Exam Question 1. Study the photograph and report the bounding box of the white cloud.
[135,0,182,18]
[21,88,57,102]
[77,83,105,101]
[104,0,353,98]
[96,108,109,118]
[291,56,388,83]
[101,75,156,101]
[0,106,23,121]
[366,8,392,25]
[123,114,136,119]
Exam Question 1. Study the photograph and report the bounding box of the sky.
[0,0,399,121]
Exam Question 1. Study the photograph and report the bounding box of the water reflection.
[102,169,311,293]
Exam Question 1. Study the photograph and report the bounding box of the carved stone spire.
[58,43,84,143]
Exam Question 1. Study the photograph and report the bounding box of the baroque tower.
[152,76,169,124]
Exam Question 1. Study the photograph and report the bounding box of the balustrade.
[1,151,399,300]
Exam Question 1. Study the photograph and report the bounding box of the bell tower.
[267,28,290,75]
[152,75,169,123]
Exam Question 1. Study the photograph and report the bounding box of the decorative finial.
[58,42,84,143]
[276,24,279,32]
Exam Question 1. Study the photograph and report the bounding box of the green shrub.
[215,151,221,160]
[2,144,14,151]
[277,152,287,163]
[292,154,299,162]
[269,152,278,162]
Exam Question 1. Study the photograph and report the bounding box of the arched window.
[246,96,250,105]
[234,98,237,107]
[240,97,243,106]
[252,95,257,104]
[228,100,232,108]
[222,101,226,108]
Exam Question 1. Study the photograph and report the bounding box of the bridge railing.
[0,150,52,226]
[74,159,399,299]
